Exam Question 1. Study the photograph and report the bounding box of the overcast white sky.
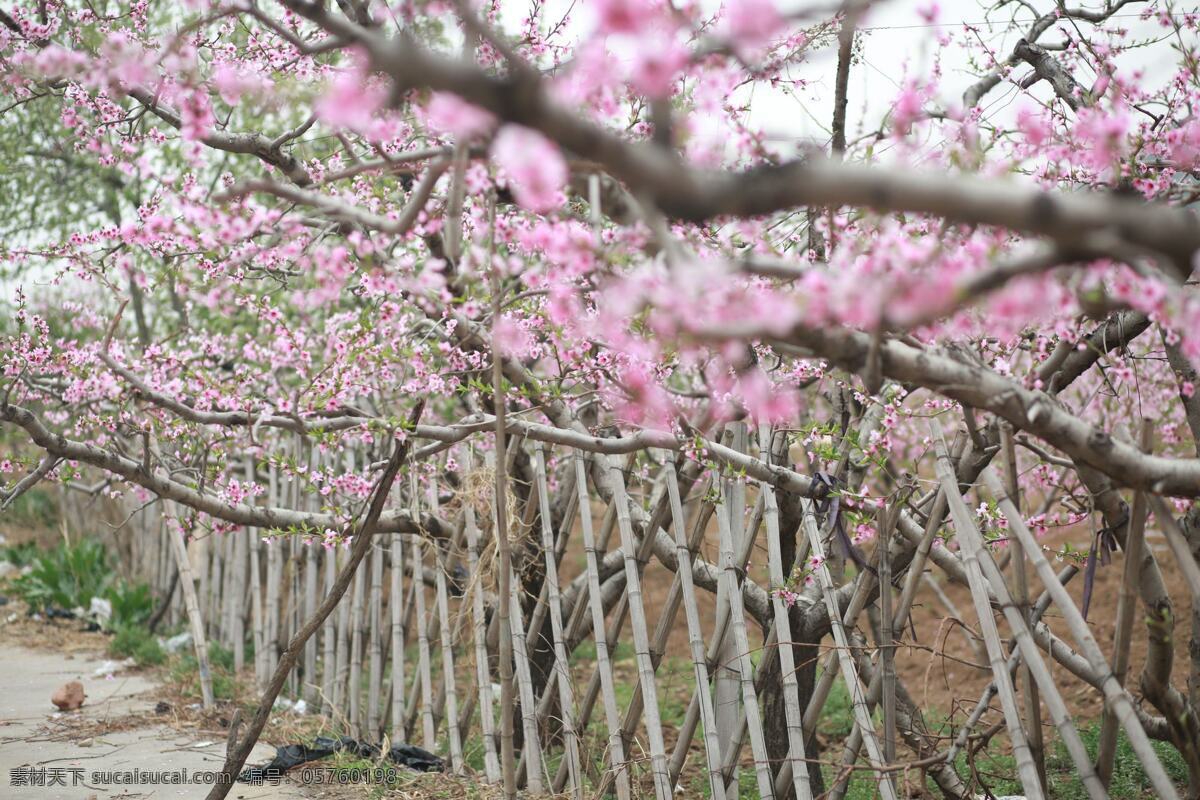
[495,0,1189,156]
[748,0,1187,149]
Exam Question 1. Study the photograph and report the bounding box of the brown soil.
[895,524,1194,729]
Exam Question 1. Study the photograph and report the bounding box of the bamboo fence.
[73,419,1186,800]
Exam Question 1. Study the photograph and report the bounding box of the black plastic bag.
[240,741,338,783]
[389,742,443,772]
[239,736,443,783]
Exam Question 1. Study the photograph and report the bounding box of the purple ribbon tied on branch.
[807,471,872,574]
[1080,510,1126,620]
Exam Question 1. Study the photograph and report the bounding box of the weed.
[108,625,166,667]
[0,540,39,567]
[13,538,113,612]
[105,580,156,629]
[171,643,239,700]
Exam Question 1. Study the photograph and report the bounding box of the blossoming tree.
[3,0,1200,798]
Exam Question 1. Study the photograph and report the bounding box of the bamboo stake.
[429,482,465,773]
[322,531,337,715]
[807,488,957,799]
[804,465,957,744]
[798,497,898,800]
[505,559,546,793]
[403,635,424,739]
[245,458,267,692]
[759,472,814,800]
[304,453,320,705]
[493,464,546,789]
[265,464,282,680]
[490,220,519,800]
[288,495,302,699]
[219,531,234,649]
[609,461,673,800]
[930,422,1044,800]
[1001,424,1046,791]
[516,466,580,747]
[943,563,1077,766]
[590,467,719,800]
[804,555,883,800]
[410,475,437,750]
[521,472,581,742]
[547,474,631,795]
[714,425,745,800]
[333,533,352,716]
[715,489,776,799]
[156,504,175,627]
[368,534,385,735]
[932,423,1105,799]
[1097,419,1152,785]
[465,496,502,782]
[349,539,367,735]
[667,491,769,790]
[531,444,582,797]
[377,564,394,742]
[210,532,224,645]
[573,453,631,800]
[232,522,247,673]
[983,467,1181,800]
[877,507,896,780]
[390,484,408,743]
[165,499,216,710]
[664,458,725,799]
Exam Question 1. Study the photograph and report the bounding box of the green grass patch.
[108,625,166,667]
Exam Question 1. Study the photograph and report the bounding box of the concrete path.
[0,645,306,800]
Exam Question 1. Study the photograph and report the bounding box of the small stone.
[51,680,85,711]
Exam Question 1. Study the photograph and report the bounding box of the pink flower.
[212,63,269,106]
[1072,105,1129,170]
[593,0,651,35]
[491,125,568,213]
[316,58,388,132]
[425,92,496,140]
[493,315,534,357]
[629,37,688,98]
[179,90,213,141]
[1016,105,1052,147]
[1167,119,1200,169]
[739,368,798,424]
[726,0,785,50]
[892,82,923,135]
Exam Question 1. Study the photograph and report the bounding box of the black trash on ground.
[388,742,445,772]
[448,564,469,596]
[239,736,443,783]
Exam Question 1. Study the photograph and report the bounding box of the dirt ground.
[0,597,522,800]
[894,524,1191,730]
[0,641,307,800]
